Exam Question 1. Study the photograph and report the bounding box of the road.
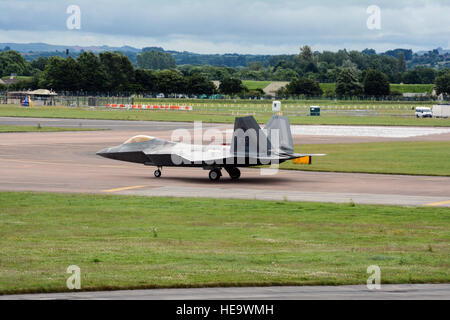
[1,284,449,300]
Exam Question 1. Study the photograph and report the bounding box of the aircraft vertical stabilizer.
[230,116,270,156]
[265,115,294,153]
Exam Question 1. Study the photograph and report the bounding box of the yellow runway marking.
[102,185,147,193]
[426,200,450,207]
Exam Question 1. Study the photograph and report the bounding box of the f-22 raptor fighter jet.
[97,115,323,181]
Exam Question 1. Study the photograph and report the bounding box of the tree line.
[1,48,449,97]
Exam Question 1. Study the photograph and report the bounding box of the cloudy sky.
[0,0,449,54]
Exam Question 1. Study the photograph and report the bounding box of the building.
[6,89,57,106]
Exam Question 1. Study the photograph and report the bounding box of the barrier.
[106,104,193,111]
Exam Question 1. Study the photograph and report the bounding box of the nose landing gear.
[154,167,162,178]
[208,168,222,181]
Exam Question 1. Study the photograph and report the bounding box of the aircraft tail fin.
[265,115,294,153]
[233,116,261,132]
[230,116,269,156]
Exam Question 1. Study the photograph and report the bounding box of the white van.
[415,107,432,118]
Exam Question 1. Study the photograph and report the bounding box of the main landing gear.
[208,167,241,181]
[154,167,162,178]
[225,167,241,180]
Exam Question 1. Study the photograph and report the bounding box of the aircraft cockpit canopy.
[123,135,155,144]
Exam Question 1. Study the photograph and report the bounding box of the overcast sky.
[0,0,449,54]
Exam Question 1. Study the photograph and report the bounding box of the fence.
[0,94,133,107]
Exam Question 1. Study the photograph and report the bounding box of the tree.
[362,48,377,55]
[30,57,49,71]
[39,57,81,91]
[137,50,176,70]
[155,69,185,94]
[134,69,157,93]
[99,52,135,92]
[397,52,407,73]
[335,68,363,97]
[363,69,390,96]
[219,77,245,96]
[77,52,108,93]
[300,45,314,61]
[286,77,323,96]
[273,68,298,81]
[185,73,215,95]
[435,71,450,95]
[247,61,264,71]
[402,66,436,84]
[0,50,31,77]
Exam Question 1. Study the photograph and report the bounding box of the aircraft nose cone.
[97,148,111,158]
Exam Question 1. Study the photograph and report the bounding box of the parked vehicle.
[432,105,450,118]
[415,107,433,118]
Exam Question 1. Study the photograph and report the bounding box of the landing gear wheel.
[154,169,162,178]
[229,168,241,180]
[209,169,221,181]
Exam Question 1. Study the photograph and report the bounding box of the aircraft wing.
[164,143,231,163]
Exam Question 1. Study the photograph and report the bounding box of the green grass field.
[242,80,271,90]
[391,84,434,94]
[282,142,450,176]
[1,76,32,81]
[240,81,434,94]
[0,192,448,294]
[2,105,450,127]
[0,125,102,133]
[319,83,434,94]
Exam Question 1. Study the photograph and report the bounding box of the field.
[240,81,434,94]
[390,84,435,94]
[319,83,434,94]
[2,105,450,127]
[0,192,448,294]
[0,125,101,133]
[1,76,32,81]
[242,80,272,90]
[281,141,450,176]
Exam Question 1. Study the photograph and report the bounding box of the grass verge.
[281,141,450,176]
[0,192,448,294]
[0,125,102,133]
[1,105,450,127]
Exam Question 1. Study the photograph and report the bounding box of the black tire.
[229,168,241,180]
[209,169,221,181]
[154,169,161,178]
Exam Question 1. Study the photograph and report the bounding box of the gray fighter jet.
[97,115,323,181]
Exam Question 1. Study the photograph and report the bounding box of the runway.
[2,284,449,300]
[0,117,449,207]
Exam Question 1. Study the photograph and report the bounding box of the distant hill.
[0,43,141,53]
[0,42,272,67]
[1,42,449,69]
